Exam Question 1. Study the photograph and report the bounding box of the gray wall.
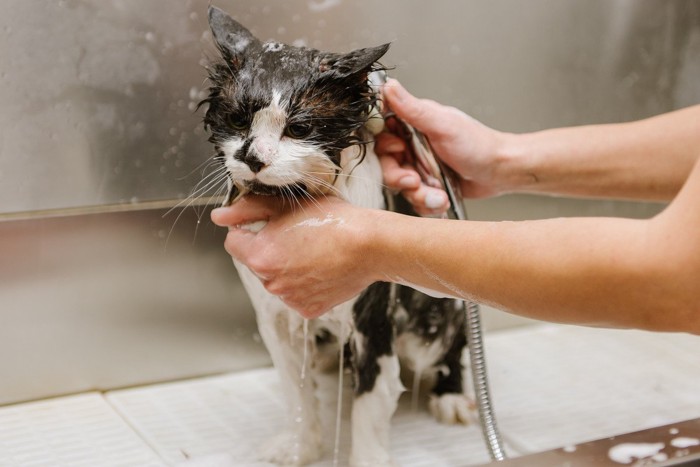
[1,0,698,404]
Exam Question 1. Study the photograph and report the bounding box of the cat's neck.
[336,143,385,210]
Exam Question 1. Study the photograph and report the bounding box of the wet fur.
[201,7,473,465]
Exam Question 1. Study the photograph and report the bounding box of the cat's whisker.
[176,152,224,182]
[163,170,229,240]
[297,169,347,199]
[163,168,228,219]
[187,168,228,199]
[295,175,340,211]
[167,176,228,228]
[283,184,305,214]
[304,169,380,187]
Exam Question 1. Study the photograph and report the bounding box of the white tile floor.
[1,324,699,466]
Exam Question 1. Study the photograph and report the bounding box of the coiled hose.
[464,299,507,461]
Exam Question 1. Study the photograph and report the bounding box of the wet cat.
[201,6,473,466]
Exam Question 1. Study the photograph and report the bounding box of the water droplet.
[145,31,156,42]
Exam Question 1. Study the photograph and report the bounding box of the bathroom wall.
[1,0,698,404]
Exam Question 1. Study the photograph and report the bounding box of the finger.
[379,155,421,191]
[374,132,407,156]
[382,79,446,136]
[222,227,257,262]
[402,185,450,215]
[211,195,280,227]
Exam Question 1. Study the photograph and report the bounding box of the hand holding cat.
[211,196,384,318]
[376,79,513,213]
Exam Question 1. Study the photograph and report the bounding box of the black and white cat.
[201,6,473,466]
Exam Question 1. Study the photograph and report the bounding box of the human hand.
[211,196,383,318]
[376,79,512,214]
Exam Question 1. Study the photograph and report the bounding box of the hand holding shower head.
[368,71,466,220]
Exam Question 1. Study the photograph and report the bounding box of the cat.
[201,6,473,466]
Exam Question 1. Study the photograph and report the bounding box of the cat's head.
[202,6,390,206]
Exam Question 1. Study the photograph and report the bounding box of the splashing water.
[301,319,309,381]
[292,319,311,464]
[333,323,346,467]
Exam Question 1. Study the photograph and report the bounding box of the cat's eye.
[227,113,249,131]
[285,122,313,139]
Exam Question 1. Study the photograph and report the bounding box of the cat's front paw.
[428,393,476,425]
[258,431,322,466]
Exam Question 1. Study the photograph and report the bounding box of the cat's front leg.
[236,265,322,465]
[256,309,322,465]
[349,353,403,467]
[349,283,404,467]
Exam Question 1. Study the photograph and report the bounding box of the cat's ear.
[319,43,390,78]
[208,6,258,65]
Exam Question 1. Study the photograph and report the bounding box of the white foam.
[239,220,267,233]
[608,442,665,464]
[671,437,700,448]
[291,213,344,230]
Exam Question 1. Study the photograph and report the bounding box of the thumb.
[210,195,279,227]
[382,79,443,135]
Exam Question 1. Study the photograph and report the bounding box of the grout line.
[101,393,172,466]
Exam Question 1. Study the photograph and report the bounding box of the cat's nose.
[242,152,266,173]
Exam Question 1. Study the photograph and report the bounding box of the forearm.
[369,209,699,334]
[499,105,700,201]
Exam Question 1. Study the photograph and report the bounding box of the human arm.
[211,156,700,334]
[373,157,700,334]
[378,80,700,209]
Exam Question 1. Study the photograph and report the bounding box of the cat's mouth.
[223,180,310,206]
[246,180,309,197]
